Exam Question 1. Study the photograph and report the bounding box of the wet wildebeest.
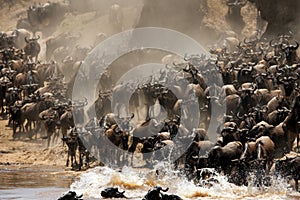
[142,186,182,200]
[62,128,90,170]
[101,187,126,198]
[57,191,83,200]
[275,156,300,192]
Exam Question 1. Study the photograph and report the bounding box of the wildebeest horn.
[288,75,298,81]
[25,36,29,43]
[226,2,234,6]
[291,41,299,49]
[237,0,247,6]
[34,35,40,40]
[280,43,287,50]
[207,96,219,100]
[250,83,257,90]
[237,112,244,120]
[50,114,56,119]
[161,187,169,192]
[130,112,134,119]
[244,49,253,55]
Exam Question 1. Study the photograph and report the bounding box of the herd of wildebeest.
[0,1,299,194]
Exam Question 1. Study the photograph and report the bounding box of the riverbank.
[0,117,84,199]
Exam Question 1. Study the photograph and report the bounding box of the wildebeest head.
[24,35,40,43]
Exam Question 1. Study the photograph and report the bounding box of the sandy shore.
[0,117,68,166]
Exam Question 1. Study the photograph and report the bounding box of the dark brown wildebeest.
[21,96,53,139]
[24,35,41,63]
[275,156,300,192]
[39,108,60,147]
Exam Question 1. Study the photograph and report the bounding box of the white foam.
[70,162,292,199]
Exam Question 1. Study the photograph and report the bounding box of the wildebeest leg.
[297,133,300,153]
[52,128,60,146]
[0,98,4,115]
[25,121,32,139]
[66,152,70,166]
[47,132,51,148]
[121,151,127,166]
[296,124,300,153]
[256,160,266,188]
[73,153,78,167]
[295,178,299,192]
[12,120,17,140]
[85,151,90,168]
[79,153,83,170]
[70,154,74,167]
[128,137,140,166]
[7,115,12,127]
[61,127,67,146]
[35,121,42,139]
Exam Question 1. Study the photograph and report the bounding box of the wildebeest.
[27,2,69,36]
[207,141,243,172]
[240,136,275,172]
[275,156,300,191]
[10,101,24,138]
[21,95,53,139]
[9,29,32,49]
[0,75,11,114]
[142,186,182,200]
[101,187,126,199]
[225,0,247,34]
[39,108,60,147]
[57,190,83,200]
[24,35,41,63]
[62,131,79,168]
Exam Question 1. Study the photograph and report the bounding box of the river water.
[1,162,299,199]
[0,164,75,200]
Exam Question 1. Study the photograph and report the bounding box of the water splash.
[70,162,296,199]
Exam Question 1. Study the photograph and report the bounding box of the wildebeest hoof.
[101,187,126,198]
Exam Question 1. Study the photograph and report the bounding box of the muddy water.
[0,164,76,200]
